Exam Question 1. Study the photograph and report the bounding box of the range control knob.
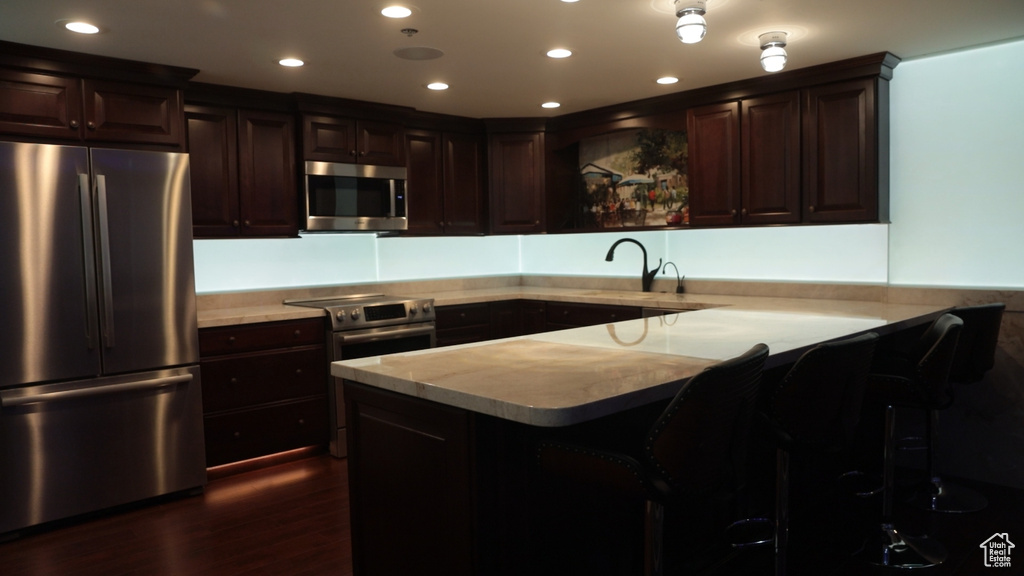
[351,309,361,321]
[410,306,418,316]
[335,310,345,322]
[423,303,432,313]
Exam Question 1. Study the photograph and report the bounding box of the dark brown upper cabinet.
[803,77,884,223]
[81,80,183,146]
[687,101,741,227]
[488,130,545,234]
[302,114,405,166]
[741,91,801,225]
[0,70,185,148]
[186,105,297,238]
[405,130,486,235]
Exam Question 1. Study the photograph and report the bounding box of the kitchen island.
[332,299,949,575]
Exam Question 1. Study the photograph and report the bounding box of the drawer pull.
[230,377,238,384]
[295,368,303,375]
[233,431,241,439]
[298,418,305,425]
[294,330,302,338]
[228,336,236,344]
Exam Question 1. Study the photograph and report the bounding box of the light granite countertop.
[331,298,950,427]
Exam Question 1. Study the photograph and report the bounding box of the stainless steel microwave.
[303,162,407,232]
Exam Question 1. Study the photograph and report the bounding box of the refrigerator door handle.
[0,374,193,408]
[78,173,99,350]
[95,174,115,349]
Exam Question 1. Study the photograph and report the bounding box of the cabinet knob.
[295,368,303,375]
[294,330,302,337]
[459,313,466,318]
[69,119,80,129]
[438,221,444,228]
[87,121,96,130]
[233,431,241,439]
[359,150,366,156]
[535,220,540,225]
[350,149,357,157]
[741,208,748,216]
[298,418,306,426]
[610,314,616,319]
[230,377,238,384]
[446,221,452,227]
[228,336,236,343]
[244,220,251,227]
[232,219,240,227]
[731,209,737,217]
[809,205,816,213]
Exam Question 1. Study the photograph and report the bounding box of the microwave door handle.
[78,173,99,350]
[389,180,396,218]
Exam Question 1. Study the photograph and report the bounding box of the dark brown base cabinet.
[436,301,641,347]
[199,318,328,467]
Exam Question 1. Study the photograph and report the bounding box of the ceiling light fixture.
[63,21,100,34]
[546,48,572,59]
[541,102,561,109]
[657,76,679,85]
[759,31,788,73]
[279,58,305,67]
[381,5,412,18]
[673,0,706,44]
[427,82,449,91]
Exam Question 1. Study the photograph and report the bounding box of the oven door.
[329,321,436,457]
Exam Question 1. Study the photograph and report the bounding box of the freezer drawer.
[0,366,206,535]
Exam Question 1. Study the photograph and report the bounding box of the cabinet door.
[237,110,298,237]
[358,120,405,166]
[186,105,240,237]
[405,130,445,235]
[82,79,183,146]
[803,78,878,223]
[0,69,83,139]
[687,101,741,226]
[303,114,357,163]
[443,132,486,235]
[489,132,544,234]
[741,92,801,224]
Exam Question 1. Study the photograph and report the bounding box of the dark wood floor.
[2,452,1021,576]
[1,454,353,576]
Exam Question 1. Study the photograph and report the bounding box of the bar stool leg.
[857,405,948,568]
[644,499,664,576]
[907,409,988,513]
[775,448,790,576]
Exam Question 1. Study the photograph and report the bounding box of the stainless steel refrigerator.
[0,141,205,535]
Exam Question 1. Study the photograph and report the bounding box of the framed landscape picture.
[578,128,689,228]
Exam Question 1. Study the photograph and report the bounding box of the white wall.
[888,39,1024,288]
[193,39,1024,294]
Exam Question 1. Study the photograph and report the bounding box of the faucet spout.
[605,238,661,293]
[662,262,685,294]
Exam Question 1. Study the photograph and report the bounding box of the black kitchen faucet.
[605,238,661,293]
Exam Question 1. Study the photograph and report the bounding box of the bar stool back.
[537,343,770,576]
[763,332,878,576]
[858,313,963,568]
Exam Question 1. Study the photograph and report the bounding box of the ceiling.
[3,0,1024,119]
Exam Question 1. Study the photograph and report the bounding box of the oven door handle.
[337,324,436,346]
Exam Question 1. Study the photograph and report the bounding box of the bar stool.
[902,303,1004,514]
[857,313,962,568]
[761,332,879,576]
[536,343,769,576]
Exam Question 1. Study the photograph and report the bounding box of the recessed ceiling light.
[279,58,305,67]
[561,0,580,3]
[62,21,100,34]
[427,82,449,91]
[546,48,573,59]
[541,102,561,109]
[381,5,412,18]
[657,76,679,85]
